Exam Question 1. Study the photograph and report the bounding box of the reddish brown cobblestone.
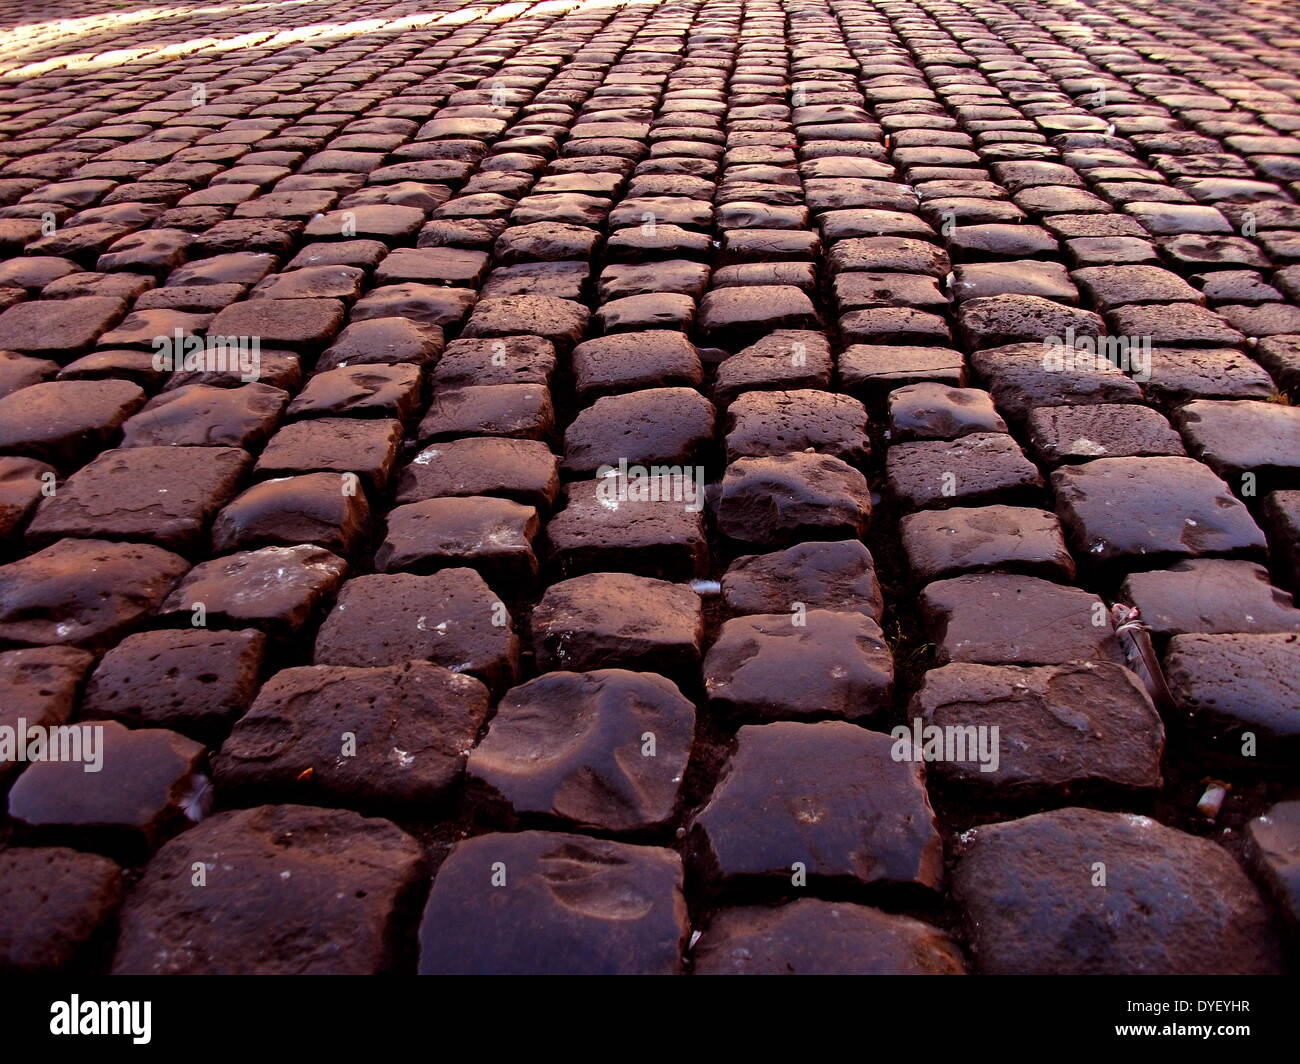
[0,0,1297,978]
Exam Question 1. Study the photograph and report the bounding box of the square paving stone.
[351,284,476,329]
[286,365,422,422]
[952,807,1282,974]
[460,294,589,351]
[493,222,601,265]
[418,384,554,443]
[949,254,1079,305]
[887,382,1006,442]
[431,336,556,390]
[1164,632,1300,743]
[827,236,950,276]
[482,261,590,301]
[597,258,710,301]
[157,544,347,641]
[1052,456,1267,570]
[920,573,1123,666]
[396,437,559,511]
[214,661,489,809]
[970,342,1144,423]
[0,379,145,471]
[210,473,371,558]
[1142,347,1276,405]
[417,830,688,975]
[693,899,965,975]
[1120,559,1300,638]
[1108,303,1245,348]
[0,646,95,786]
[531,572,702,679]
[724,389,869,465]
[887,432,1044,511]
[1026,403,1185,465]
[562,387,715,476]
[251,265,365,302]
[0,847,123,974]
[838,344,966,401]
[1176,400,1300,493]
[704,610,893,723]
[7,720,207,859]
[26,446,249,554]
[572,330,703,403]
[692,721,943,892]
[81,628,266,742]
[313,569,518,695]
[120,382,287,450]
[112,804,423,975]
[713,329,834,405]
[0,296,126,357]
[1071,265,1202,310]
[832,270,950,312]
[696,285,820,349]
[0,537,188,652]
[901,505,1076,583]
[208,297,345,351]
[721,540,883,621]
[596,293,696,334]
[374,247,489,288]
[467,669,695,833]
[304,204,424,243]
[717,451,871,547]
[958,294,1104,350]
[255,417,402,495]
[910,661,1163,797]
[547,477,707,582]
[375,496,540,586]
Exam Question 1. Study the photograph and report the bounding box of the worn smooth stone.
[717,452,871,546]
[467,669,695,832]
[1120,560,1300,637]
[7,720,207,857]
[27,445,249,554]
[375,496,540,585]
[418,830,688,975]
[722,539,883,620]
[0,646,95,785]
[1052,457,1267,569]
[704,610,893,722]
[1026,403,1186,465]
[0,539,188,651]
[1244,801,1300,935]
[901,505,1075,582]
[920,573,1123,666]
[211,473,370,558]
[396,437,559,510]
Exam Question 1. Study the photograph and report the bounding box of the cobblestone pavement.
[0,0,1297,976]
